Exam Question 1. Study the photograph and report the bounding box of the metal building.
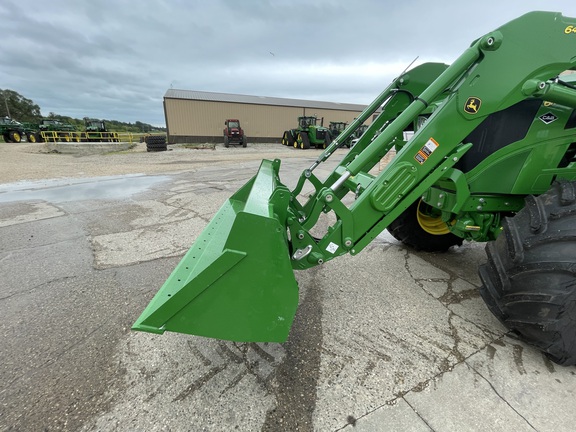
[163,89,370,144]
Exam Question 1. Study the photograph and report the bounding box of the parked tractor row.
[281,116,369,149]
[0,117,119,143]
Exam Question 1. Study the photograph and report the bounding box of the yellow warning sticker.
[415,138,439,165]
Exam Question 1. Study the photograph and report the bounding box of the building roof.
[164,89,367,112]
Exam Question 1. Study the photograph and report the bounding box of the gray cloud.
[2,0,575,126]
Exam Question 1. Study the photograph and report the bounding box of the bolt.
[325,194,333,203]
[479,198,485,204]
[453,157,458,162]
[439,194,444,199]
[477,205,483,211]
[345,239,352,247]
[487,37,494,46]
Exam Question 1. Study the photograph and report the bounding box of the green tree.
[135,121,152,133]
[0,89,42,122]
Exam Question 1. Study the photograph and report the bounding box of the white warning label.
[415,137,439,165]
[326,242,339,254]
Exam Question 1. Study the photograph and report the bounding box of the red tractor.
[223,119,247,147]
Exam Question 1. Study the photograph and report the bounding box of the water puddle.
[0,174,171,203]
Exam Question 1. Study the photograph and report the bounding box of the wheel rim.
[29,134,36,143]
[416,200,450,235]
[13,132,21,142]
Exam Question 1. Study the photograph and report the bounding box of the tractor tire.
[478,180,576,365]
[242,137,247,148]
[146,135,167,152]
[281,131,289,146]
[387,199,463,252]
[297,132,311,149]
[9,130,22,143]
[27,132,37,143]
[323,133,332,149]
[3,132,11,143]
[35,132,44,143]
[224,136,229,148]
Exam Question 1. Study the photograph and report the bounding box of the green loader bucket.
[132,159,299,342]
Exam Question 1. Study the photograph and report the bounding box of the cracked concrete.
[0,144,575,431]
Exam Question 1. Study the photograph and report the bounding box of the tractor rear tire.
[242,137,247,148]
[281,131,290,146]
[297,132,311,149]
[387,200,463,252]
[27,132,37,143]
[224,136,229,148]
[478,181,576,365]
[9,130,22,143]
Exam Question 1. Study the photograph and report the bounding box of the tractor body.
[0,117,28,143]
[82,118,119,142]
[328,121,352,147]
[37,119,79,142]
[223,119,247,147]
[134,12,576,365]
[282,116,331,149]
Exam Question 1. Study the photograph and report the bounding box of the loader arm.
[134,11,576,342]
[287,11,576,269]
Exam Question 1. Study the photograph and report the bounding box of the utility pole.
[2,94,11,118]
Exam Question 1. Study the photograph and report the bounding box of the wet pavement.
[0,149,575,431]
[0,174,171,204]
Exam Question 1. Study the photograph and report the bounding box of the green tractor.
[37,119,79,142]
[82,118,119,142]
[281,116,332,149]
[134,12,576,365]
[349,124,369,148]
[328,121,352,147]
[0,117,28,143]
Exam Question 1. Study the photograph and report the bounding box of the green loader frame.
[134,12,576,365]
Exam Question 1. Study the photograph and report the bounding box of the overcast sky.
[2,1,576,127]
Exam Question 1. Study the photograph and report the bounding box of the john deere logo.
[464,97,481,114]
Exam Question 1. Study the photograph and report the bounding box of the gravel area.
[0,141,320,185]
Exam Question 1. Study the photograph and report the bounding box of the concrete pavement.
[0,148,574,431]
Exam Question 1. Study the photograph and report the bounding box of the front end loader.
[134,11,576,365]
